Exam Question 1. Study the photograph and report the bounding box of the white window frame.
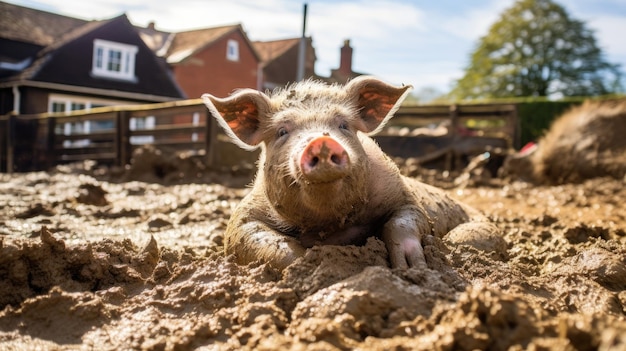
[48,94,139,147]
[226,39,239,62]
[92,39,138,81]
[192,112,200,141]
[48,94,131,114]
[129,116,155,145]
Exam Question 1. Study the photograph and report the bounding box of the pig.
[532,99,626,184]
[202,76,499,270]
[500,99,626,184]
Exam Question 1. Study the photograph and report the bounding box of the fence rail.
[0,100,518,173]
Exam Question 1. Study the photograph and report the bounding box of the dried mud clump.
[116,144,254,187]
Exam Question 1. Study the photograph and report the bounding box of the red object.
[519,142,537,155]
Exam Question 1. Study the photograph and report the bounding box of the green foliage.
[517,99,582,146]
[451,0,622,99]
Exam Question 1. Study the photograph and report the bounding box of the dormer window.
[226,39,239,61]
[92,39,138,81]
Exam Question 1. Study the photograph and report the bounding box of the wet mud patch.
[1,170,625,350]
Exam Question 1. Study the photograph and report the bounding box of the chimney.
[339,39,353,76]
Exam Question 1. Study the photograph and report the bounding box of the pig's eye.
[277,127,289,138]
[339,121,349,130]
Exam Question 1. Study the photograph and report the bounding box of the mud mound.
[0,228,157,309]
[1,172,626,349]
[117,144,254,186]
[1,227,625,350]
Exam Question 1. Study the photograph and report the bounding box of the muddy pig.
[501,99,626,184]
[202,76,500,270]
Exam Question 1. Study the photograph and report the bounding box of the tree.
[451,0,622,99]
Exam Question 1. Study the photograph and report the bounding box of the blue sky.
[7,0,626,97]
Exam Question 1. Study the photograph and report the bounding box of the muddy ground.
[1,159,625,351]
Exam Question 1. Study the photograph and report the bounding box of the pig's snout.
[300,136,350,183]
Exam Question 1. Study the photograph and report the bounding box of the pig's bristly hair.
[269,79,354,111]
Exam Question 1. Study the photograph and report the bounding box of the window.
[71,103,86,111]
[192,112,200,141]
[226,39,239,61]
[49,95,125,114]
[48,94,134,147]
[92,39,138,81]
[129,116,155,145]
[51,102,66,113]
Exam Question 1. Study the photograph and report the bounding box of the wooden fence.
[0,99,214,173]
[0,100,518,173]
[376,103,518,169]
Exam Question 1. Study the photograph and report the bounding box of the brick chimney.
[338,39,353,76]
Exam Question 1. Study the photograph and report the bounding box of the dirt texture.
[1,158,626,350]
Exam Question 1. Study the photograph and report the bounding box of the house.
[253,37,362,89]
[138,23,261,100]
[0,1,185,116]
[327,39,364,84]
[137,21,360,96]
[254,37,360,88]
[0,1,365,116]
[0,1,185,170]
[253,37,316,90]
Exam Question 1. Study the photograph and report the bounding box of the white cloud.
[130,1,301,35]
[546,0,626,66]
[309,0,426,39]
[7,0,626,93]
[10,0,133,20]
[587,15,626,58]
[435,0,515,41]
[252,0,427,83]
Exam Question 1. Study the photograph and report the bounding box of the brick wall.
[172,31,259,100]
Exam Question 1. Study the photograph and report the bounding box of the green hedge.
[515,95,626,146]
[461,95,626,148]
[516,99,583,146]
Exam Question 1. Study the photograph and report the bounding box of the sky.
[7,0,626,97]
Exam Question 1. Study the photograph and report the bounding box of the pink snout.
[300,136,350,183]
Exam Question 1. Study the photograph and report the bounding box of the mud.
[1,161,625,350]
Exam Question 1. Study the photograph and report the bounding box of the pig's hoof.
[388,237,426,269]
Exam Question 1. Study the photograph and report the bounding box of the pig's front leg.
[225,221,306,270]
[382,207,431,269]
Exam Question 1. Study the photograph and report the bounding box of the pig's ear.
[345,76,413,135]
[202,90,271,150]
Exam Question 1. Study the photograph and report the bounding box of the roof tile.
[0,2,88,45]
